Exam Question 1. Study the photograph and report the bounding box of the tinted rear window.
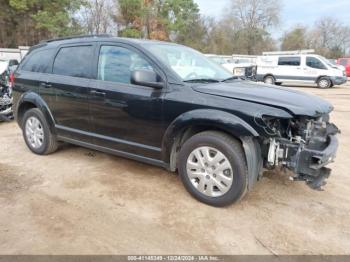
[278,56,301,66]
[53,46,93,78]
[21,49,53,73]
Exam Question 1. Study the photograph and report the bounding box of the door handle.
[90,90,106,97]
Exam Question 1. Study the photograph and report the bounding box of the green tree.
[114,0,203,45]
[159,0,199,37]
[0,0,84,47]
[16,0,84,35]
[281,26,308,51]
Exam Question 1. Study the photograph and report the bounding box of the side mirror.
[131,70,164,89]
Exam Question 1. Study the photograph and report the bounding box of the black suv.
[13,35,339,206]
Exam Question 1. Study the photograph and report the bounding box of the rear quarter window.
[20,49,54,73]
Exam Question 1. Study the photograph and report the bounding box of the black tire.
[264,75,275,85]
[178,131,248,207]
[317,77,332,89]
[22,108,58,155]
[275,82,282,86]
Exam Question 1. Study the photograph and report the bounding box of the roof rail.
[40,34,112,44]
[262,49,315,56]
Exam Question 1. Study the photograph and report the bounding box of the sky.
[194,0,350,38]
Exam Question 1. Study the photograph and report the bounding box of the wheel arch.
[162,108,259,173]
[263,74,275,80]
[16,92,56,133]
[316,75,331,83]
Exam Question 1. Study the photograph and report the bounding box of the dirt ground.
[0,82,350,255]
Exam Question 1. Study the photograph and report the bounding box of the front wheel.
[317,77,332,89]
[178,131,248,207]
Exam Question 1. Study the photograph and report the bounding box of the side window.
[278,56,301,66]
[98,46,154,84]
[21,49,53,73]
[53,46,93,78]
[306,57,327,70]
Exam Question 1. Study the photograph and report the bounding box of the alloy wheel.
[25,116,44,149]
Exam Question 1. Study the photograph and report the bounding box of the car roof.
[30,35,179,52]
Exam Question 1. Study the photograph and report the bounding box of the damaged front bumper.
[0,94,13,122]
[288,135,338,189]
[268,125,339,190]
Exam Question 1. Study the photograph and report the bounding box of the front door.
[303,56,328,82]
[89,44,165,160]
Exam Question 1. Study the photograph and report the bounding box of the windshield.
[317,56,333,68]
[144,44,232,81]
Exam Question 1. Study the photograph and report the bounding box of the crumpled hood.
[192,81,333,117]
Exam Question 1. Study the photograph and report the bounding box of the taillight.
[9,72,15,88]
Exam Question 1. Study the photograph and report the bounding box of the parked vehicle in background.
[256,50,347,88]
[337,58,350,77]
[206,54,235,72]
[206,54,256,79]
[0,46,29,62]
[0,59,17,121]
[327,59,345,72]
[13,35,339,206]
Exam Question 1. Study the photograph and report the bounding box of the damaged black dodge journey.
[12,35,340,206]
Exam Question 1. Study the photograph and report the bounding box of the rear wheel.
[22,108,58,155]
[317,77,332,89]
[264,75,275,85]
[178,131,248,207]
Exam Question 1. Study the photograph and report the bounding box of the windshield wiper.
[221,76,239,82]
[183,78,220,83]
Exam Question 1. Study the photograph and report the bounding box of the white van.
[205,54,256,78]
[256,51,347,88]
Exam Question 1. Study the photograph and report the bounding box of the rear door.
[48,44,95,142]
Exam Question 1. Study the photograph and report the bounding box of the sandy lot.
[0,83,350,255]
